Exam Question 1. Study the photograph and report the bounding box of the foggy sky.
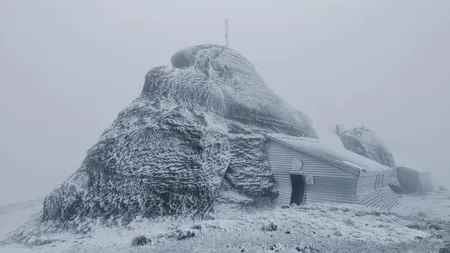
[1,0,449,204]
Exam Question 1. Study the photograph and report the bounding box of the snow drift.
[42,44,317,226]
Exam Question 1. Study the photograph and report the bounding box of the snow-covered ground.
[392,190,450,220]
[1,190,449,253]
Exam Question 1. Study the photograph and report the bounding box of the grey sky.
[1,0,449,204]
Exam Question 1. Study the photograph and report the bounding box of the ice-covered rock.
[42,44,316,226]
[337,126,401,190]
[338,126,395,168]
[224,133,277,200]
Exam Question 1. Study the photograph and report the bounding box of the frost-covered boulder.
[170,45,316,137]
[337,126,395,168]
[336,126,401,190]
[42,44,316,225]
[44,97,230,222]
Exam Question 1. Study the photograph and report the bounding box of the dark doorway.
[290,174,305,205]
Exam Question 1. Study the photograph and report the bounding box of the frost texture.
[42,44,316,225]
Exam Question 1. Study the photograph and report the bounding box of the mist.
[1,0,449,205]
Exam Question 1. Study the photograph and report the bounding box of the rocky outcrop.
[338,126,395,168]
[337,126,401,190]
[44,98,230,223]
[42,44,316,225]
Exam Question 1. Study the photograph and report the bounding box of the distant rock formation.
[336,125,401,191]
[42,44,317,226]
[337,126,395,168]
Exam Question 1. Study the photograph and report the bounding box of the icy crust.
[41,44,317,226]
[142,66,226,115]
[225,134,277,199]
[171,44,317,137]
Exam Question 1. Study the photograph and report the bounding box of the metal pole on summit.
[225,18,229,48]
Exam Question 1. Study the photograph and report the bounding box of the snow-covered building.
[266,135,401,209]
[396,166,434,194]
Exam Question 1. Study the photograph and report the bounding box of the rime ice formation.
[337,126,401,190]
[42,44,317,225]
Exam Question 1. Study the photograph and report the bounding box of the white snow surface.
[2,190,449,253]
[392,191,450,220]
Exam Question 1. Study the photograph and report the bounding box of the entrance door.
[290,174,305,205]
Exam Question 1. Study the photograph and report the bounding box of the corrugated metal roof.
[266,134,392,175]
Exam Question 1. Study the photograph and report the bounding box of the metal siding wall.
[357,174,401,209]
[267,142,356,178]
[306,176,359,204]
[267,141,357,206]
[358,186,401,209]
[419,173,434,193]
[357,176,376,196]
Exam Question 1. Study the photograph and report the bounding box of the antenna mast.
[225,18,229,48]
